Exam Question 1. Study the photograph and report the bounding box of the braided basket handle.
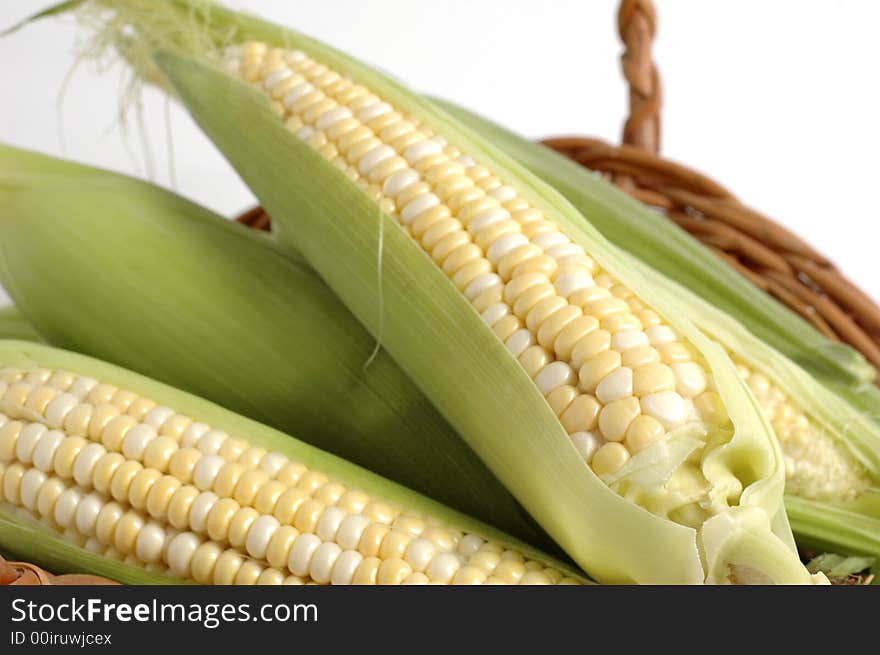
[618,0,661,156]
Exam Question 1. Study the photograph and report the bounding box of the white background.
[1,1,878,307]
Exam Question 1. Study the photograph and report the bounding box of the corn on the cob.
[0,340,580,585]
[0,144,549,553]
[426,100,880,554]
[62,0,827,583]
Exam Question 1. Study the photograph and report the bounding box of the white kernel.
[309,542,342,584]
[505,329,534,358]
[68,377,98,398]
[468,207,510,232]
[357,101,392,122]
[570,431,602,462]
[246,515,280,560]
[75,493,104,535]
[136,522,166,563]
[193,455,225,491]
[404,538,436,572]
[167,532,201,577]
[383,169,420,197]
[486,233,529,263]
[45,393,79,427]
[19,468,47,510]
[73,443,106,487]
[554,272,595,297]
[534,361,575,395]
[456,534,485,558]
[480,303,510,327]
[143,406,175,429]
[315,105,352,130]
[612,330,649,352]
[403,138,443,165]
[188,492,218,533]
[547,243,586,260]
[642,391,688,428]
[263,67,293,90]
[532,231,569,251]
[671,362,707,398]
[258,452,289,477]
[16,423,47,464]
[358,144,396,175]
[282,82,316,109]
[196,430,228,456]
[456,155,476,167]
[32,430,65,472]
[122,423,158,461]
[401,192,440,224]
[646,325,677,345]
[336,514,371,550]
[284,50,307,64]
[489,185,517,202]
[330,550,363,585]
[464,273,503,300]
[596,367,634,404]
[426,552,461,583]
[289,533,322,577]
[315,506,347,542]
[181,422,210,448]
[53,487,82,527]
[296,125,315,140]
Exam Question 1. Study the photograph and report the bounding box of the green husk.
[616,247,880,555]
[431,98,875,387]
[788,496,880,560]
[0,339,581,583]
[0,506,181,584]
[0,144,550,553]
[0,306,42,343]
[73,0,822,583]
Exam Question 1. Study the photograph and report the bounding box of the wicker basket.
[239,0,880,374]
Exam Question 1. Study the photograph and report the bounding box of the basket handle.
[618,0,661,155]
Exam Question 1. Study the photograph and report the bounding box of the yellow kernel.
[142,436,177,472]
[560,394,601,433]
[625,415,666,452]
[127,397,156,421]
[293,498,325,533]
[233,469,270,506]
[272,487,309,524]
[167,448,201,484]
[578,350,621,393]
[598,397,641,442]
[591,442,630,477]
[358,523,390,558]
[146,475,182,519]
[632,362,676,396]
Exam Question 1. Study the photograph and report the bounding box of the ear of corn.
[0,306,42,343]
[0,145,551,553]
[428,101,880,556]
[0,340,582,585]
[431,98,874,387]
[68,0,826,583]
